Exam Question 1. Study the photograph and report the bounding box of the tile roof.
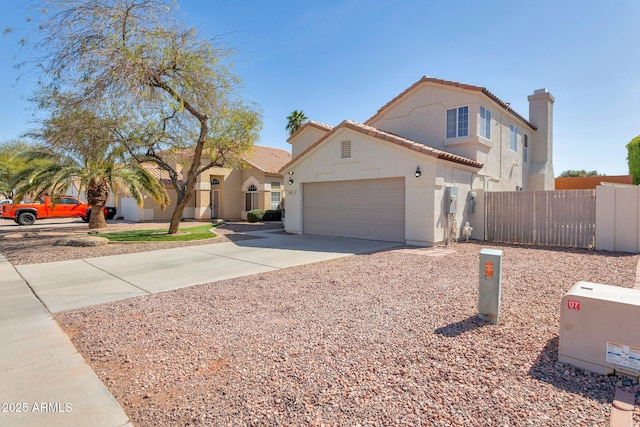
[242,145,292,174]
[279,120,483,172]
[144,164,183,185]
[142,145,291,185]
[365,76,536,130]
[286,121,334,142]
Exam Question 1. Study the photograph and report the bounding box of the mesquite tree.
[20,0,261,233]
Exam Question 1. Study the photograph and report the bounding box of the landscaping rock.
[54,236,109,247]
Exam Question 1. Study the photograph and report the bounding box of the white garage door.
[303,178,405,242]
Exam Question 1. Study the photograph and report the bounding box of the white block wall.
[595,185,640,253]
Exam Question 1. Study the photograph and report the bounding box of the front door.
[210,190,220,219]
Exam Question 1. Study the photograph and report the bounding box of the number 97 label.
[567,299,581,311]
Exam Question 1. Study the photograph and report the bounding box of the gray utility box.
[478,249,503,325]
[559,282,640,378]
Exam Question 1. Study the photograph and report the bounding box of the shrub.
[627,135,640,185]
[247,209,265,223]
[262,209,282,221]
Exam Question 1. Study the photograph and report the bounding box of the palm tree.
[14,150,169,229]
[15,101,169,229]
[285,110,308,136]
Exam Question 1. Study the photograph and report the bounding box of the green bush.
[627,135,640,185]
[247,209,265,223]
[262,209,282,221]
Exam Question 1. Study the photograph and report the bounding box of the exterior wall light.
[288,171,294,175]
[288,178,294,185]
[415,166,421,178]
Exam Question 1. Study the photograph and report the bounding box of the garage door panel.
[303,178,405,243]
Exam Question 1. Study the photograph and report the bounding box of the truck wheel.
[17,212,36,225]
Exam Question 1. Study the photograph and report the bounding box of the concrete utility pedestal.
[478,249,503,325]
[559,282,640,378]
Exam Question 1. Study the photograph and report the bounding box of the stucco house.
[119,145,291,221]
[280,76,555,245]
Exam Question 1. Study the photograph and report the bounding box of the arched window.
[211,178,220,185]
[245,184,259,211]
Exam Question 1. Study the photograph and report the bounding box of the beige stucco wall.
[283,127,478,246]
[595,185,640,253]
[289,126,330,158]
[149,187,195,220]
[119,161,286,222]
[193,166,244,221]
[528,89,555,190]
[367,83,538,192]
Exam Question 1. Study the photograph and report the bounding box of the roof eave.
[365,76,537,131]
[280,120,483,172]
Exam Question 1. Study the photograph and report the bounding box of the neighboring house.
[119,145,291,221]
[555,175,633,190]
[280,76,555,246]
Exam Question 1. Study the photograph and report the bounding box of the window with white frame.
[245,184,259,211]
[479,106,491,139]
[270,182,281,209]
[270,191,281,210]
[446,106,469,138]
[523,135,528,163]
[509,125,518,151]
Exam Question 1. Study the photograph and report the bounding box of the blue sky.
[1,0,639,176]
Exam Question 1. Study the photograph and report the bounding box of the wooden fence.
[485,190,596,248]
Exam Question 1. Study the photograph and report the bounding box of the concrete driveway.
[15,230,400,313]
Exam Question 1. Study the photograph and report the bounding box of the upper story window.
[509,125,518,151]
[479,107,491,139]
[523,135,528,162]
[446,106,469,138]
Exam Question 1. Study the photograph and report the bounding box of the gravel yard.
[0,220,282,265]
[47,237,640,426]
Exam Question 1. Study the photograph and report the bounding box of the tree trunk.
[88,204,108,229]
[167,115,209,234]
[168,191,192,234]
[87,177,109,229]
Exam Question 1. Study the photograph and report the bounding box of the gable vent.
[341,140,352,158]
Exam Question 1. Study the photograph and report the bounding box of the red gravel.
[54,242,640,426]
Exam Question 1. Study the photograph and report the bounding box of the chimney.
[527,88,555,190]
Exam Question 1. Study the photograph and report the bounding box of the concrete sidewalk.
[0,254,133,427]
[1,230,398,426]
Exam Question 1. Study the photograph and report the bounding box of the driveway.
[15,231,400,313]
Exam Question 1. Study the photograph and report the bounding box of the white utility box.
[559,282,640,378]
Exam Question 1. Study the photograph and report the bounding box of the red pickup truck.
[0,196,95,225]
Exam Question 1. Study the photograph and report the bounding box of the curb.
[610,388,636,427]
